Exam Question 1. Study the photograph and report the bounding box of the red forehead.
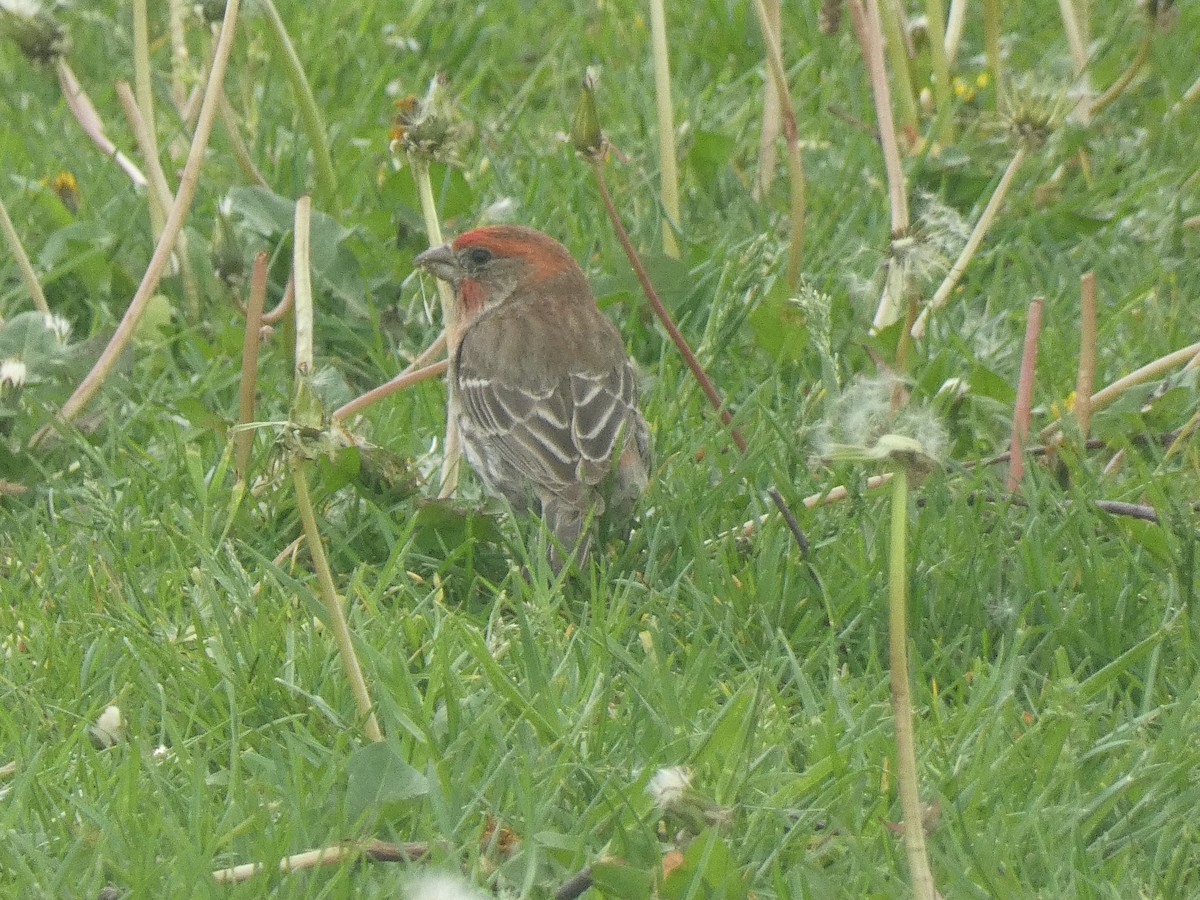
[452,225,576,277]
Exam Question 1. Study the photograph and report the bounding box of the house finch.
[415,225,650,572]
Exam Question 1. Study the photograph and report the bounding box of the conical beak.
[414,242,461,283]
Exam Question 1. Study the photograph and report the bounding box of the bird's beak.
[414,243,461,283]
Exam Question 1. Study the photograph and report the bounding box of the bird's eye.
[465,246,493,266]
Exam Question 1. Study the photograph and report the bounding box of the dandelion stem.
[258,0,338,207]
[943,0,968,68]
[752,0,806,284]
[219,94,270,188]
[34,0,241,445]
[235,252,269,482]
[410,153,462,498]
[286,193,382,744]
[292,195,314,373]
[1090,36,1152,117]
[590,157,809,554]
[55,60,148,188]
[752,0,782,201]
[1075,272,1096,438]
[878,0,920,138]
[115,80,202,321]
[132,0,162,237]
[1039,340,1200,444]
[911,143,1029,338]
[649,0,681,258]
[888,467,937,900]
[1008,296,1044,492]
[983,0,1004,109]
[1057,0,1091,121]
[167,0,189,110]
[850,0,912,330]
[924,0,955,144]
[212,839,426,884]
[0,195,50,315]
[332,358,449,422]
[290,457,384,743]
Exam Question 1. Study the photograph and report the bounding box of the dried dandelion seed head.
[43,313,71,343]
[1,358,27,393]
[647,766,692,808]
[815,375,947,472]
[1001,80,1066,149]
[0,1,69,64]
[404,873,490,900]
[389,74,465,163]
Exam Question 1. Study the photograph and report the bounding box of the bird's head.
[414,225,584,323]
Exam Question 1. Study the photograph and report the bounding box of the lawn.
[2,0,1200,897]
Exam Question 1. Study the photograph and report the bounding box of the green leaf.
[749,280,809,364]
[226,186,367,315]
[344,741,428,827]
[660,829,748,899]
[590,861,653,899]
[687,130,737,193]
[967,363,1015,404]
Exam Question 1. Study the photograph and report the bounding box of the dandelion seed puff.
[404,873,489,900]
[1,359,27,390]
[90,705,123,748]
[647,766,691,807]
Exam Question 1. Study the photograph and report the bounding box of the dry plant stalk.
[1008,296,1044,491]
[0,196,50,314]
[649,0,681,258]
[877,0,920,137]
[114,81,201,319]
[910,144,1029,338]
[752,0,807,285]
[588,157,809,554]
[752,0,782,201]
[132,0,162,236]
[258,0,337,205]
[1090,37,1152,116]
[1075,271,1096,437]
[1039,340,1200,443]
[924,0,954,144]
[330,358,447,421]
[983,0,1004,107]
[409,154,462,497]
[211,839,427,884]
[849,0,912,331]
[287,195,383,744]
[943,0,968,67]
[234,252,269,481]
[55,60,147,188]
[34,0,242,444]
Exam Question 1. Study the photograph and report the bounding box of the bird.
[414,224,650,573]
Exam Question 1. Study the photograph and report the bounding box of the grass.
[3,0,1200,896]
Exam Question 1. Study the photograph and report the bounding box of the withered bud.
[570,68,604,159]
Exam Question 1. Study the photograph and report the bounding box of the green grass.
[3,0,1200,896]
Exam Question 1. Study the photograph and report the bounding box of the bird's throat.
[458,277,485,319]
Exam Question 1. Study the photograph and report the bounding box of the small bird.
[415,225,650,572]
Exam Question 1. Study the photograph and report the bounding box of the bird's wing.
[457,357,637,504]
